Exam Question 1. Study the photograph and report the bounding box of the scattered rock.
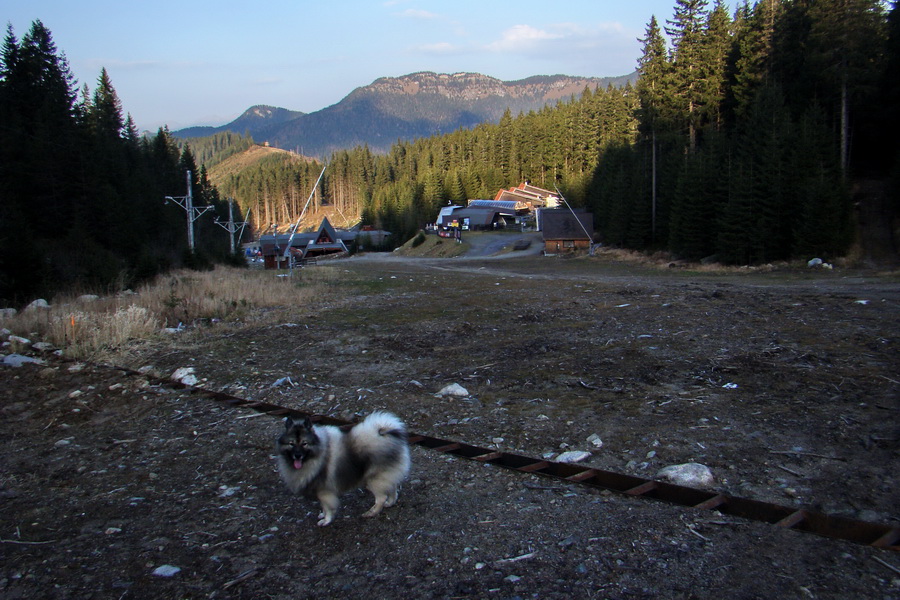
[77,294,100,303]
[7,335,31,353]
[151,565,181,577]
[556,451,592,464]
[25,299,50,311]
[436,383,469,397]
[171,367,198,386]
[656,463,715,488]
[586,433,603,448]
[2,354,46,368]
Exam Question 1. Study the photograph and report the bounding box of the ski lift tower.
[214,199,251,254]
[164,170,214,252]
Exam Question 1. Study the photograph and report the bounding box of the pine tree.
[806,0,887,174]
[666,0,711,151]
[89,67,124,140]
[637,15,674,240]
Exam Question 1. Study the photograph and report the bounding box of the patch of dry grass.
[1,265,348,359]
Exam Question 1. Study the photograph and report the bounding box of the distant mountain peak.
[242,105,302,120]
[175,70,637,156]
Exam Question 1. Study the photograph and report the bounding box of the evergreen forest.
[0,21,238,304]
[2,1,899,304]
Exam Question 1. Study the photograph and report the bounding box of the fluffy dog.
[275,411,410,526]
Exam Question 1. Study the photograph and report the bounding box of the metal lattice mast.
[214,199,251,254]
[164,171,214,252]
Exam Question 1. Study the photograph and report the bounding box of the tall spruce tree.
[666,0,711,151]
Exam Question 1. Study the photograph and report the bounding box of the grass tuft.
[1,265,348,359]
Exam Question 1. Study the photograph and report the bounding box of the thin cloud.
[486,25,563,52]
[486,21,633,57]
[397,8,442,20]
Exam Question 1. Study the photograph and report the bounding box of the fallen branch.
[776,464,803,477]
[687,525,710,542]
[769,450,845,462]
[222,567,260,590]
[872,556,900,577]
[0,538,57,545]
[493,551,537,567]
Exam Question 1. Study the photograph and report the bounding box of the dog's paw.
[317,516,333,526]
[361,507,381,518]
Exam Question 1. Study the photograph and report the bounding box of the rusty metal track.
[142,370,900,551]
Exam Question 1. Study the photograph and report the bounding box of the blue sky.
[6,1,688,132]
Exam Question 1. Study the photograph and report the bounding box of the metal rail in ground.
[141,369,900,551]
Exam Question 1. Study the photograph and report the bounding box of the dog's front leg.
[316,491,340,526]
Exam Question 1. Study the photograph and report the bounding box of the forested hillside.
[0,21,237,305]
[222,0,897,264]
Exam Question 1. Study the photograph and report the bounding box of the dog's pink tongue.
[293,459,303,470]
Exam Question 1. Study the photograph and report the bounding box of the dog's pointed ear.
[302,416,313,429]
[284,416,295,430]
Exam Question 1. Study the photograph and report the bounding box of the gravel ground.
[1,246,899,599]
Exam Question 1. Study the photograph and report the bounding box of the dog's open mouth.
[293,458,303,470]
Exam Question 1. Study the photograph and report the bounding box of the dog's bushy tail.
[350,411,408,453]
[362,410,407,440]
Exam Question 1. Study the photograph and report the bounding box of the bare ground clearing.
[1,248,899,599]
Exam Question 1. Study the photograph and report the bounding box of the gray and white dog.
[275,411,410,526]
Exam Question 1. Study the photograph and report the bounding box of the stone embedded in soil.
[556,451,592,463]
[656,462,715,488]
[436,383,469,397]
[151,565,181,577]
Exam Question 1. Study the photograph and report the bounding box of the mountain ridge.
[173,71,637,156]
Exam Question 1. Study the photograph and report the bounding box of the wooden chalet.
[258,217,354,269]
[538,208,594,253]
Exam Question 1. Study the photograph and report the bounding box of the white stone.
[2,354,45,367]
[436,383,469,397]
[25,299,50,310]
[171,367,198,386]
[656,462,715,488]
[556,451,592,464]
[151,565,181,577]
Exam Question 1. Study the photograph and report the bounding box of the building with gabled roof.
[494,183,560,209]
[302,217,348,258]
[258,217,353,269]
[538,208,594,254]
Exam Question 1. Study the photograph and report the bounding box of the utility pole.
[214,199,250,254]
[164,170,214,252]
